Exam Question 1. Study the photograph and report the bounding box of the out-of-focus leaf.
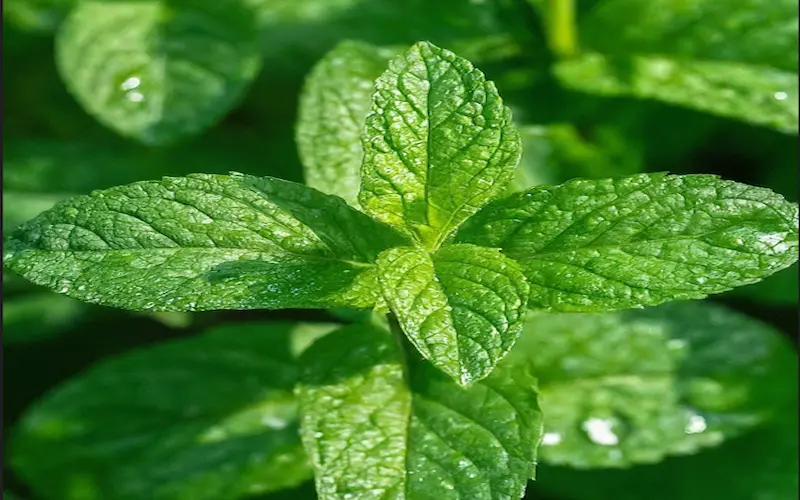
[251,0,527,81]
[2,293,92,344]
[2,0,74,33]
[579,0,798,71]
[10,322,313,500]
[3,491,24,500]
[56,0,263,145]
[508,301,797,468]
[531,367,798,500]
[512,123,643,191]
[296,41,399,205]
[288,322,341,357]
[555,54,798,134]
[555,0,799,133]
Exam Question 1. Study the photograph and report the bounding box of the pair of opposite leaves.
[4,41,799,388]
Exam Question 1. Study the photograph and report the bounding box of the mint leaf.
[534,398,799,500]
[508,301,797,468]
[377,244,530,385]
[4,173,408,311]
[297,41,399,206]
[556,0,799,133]
[298,323,543,499]
[56,0,262,145]
[360,41,522,248]
[554,55,798,134]
[458,173,800,311]
[10,322,312,500]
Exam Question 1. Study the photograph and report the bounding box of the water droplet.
[313,431,324,438]
[581,417,620,446]
[57,279,72,293]
[685,413,707,434]
[774,91,789,101]
[127,91,145,102]
[541,431,562,446]
[121,76,141,90]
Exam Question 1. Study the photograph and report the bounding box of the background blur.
[3,0,798,499]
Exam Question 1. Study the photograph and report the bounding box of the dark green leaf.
[458,173,799,312]
[5,174,408,311]
[508,301,797,468]
[298,323,543,499]
[2,293,92,344]
[360,41,522,248]
[511,124,643,192]
[11,322,313,500]
[377,244,530,385]
[56,0,262,145]
[297,41,400,206]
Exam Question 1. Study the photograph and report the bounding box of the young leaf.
[507,301,797,468]
[56,0,262,145]
[377,244,530,385]
[297,323,543,499]
[297,41,400,206]
[10,322,313,500]
[457,173,800,312]
[4,173,408,311]
[360,41,522,248]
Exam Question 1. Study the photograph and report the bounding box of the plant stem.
[546,0,578,58]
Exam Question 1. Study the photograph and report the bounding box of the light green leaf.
[56,0,262,145]
[297,41,400,206]
[4,173,408,311]
[457,173,799,312]
[2,293,92,344]
[557,0,799,133]
[554,54,798,134]
[509,301,797,468]
[297,323,543,499]
[360,41,522,248]
[377,244,530,385]
[10,322,313,500]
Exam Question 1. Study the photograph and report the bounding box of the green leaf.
[297,41,400,206]
[297,323,543,499]
[359,41,522,248]
[728,262,799,304]
[377,244,530,385]
[2,0,74,33]
[56,0,262,145]
[2,293,92,344]
[557,0,799,133]
[4,173,409,311]
[10,322,313,500]
[508,301,797,468]
[458,173,800,312]
[554,54,798,134]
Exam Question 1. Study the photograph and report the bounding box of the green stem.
[546,0,578,58]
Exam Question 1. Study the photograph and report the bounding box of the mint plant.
[4,41,799,499]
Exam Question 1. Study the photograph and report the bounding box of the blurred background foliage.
[2,0,797,499]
